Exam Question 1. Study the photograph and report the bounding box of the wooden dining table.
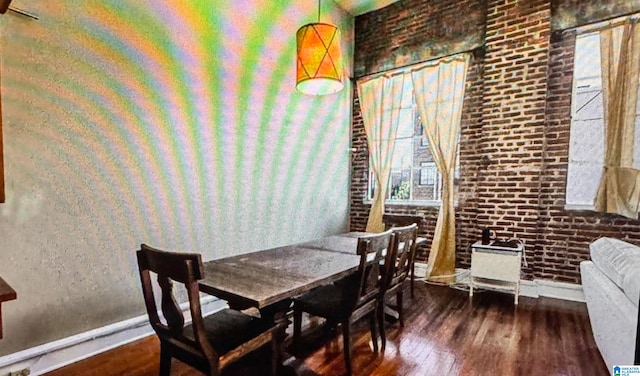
[197,231,426,368]
[198,231,426,316]
[198,233,364,314]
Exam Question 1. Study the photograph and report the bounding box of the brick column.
[479,0,551,278]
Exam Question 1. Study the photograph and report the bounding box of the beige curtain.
[357,73,407,232]
[594,19,640,219]
[411,54,469,282]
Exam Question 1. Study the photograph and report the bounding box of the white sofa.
[580,237,640,371]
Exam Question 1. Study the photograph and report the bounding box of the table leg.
[259,300,292,372]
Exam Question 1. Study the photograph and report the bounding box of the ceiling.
[332,0,400,16]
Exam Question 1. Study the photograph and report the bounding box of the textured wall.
[353,0,487,77]
[0,0,354,356]
[350,0,640,282]
[552,0,640,29]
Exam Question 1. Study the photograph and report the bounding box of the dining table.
[198,231,426,317]
[197,231,427,367]
[198,233,365,315]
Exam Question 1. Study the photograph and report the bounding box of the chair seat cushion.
[294,280,360,320]
[184,308,273,355]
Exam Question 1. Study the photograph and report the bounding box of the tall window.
[566,26,640,209]
[367,77,459,204]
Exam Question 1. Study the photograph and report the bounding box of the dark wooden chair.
[292,230,393,375]
[382,214,423,298]
[136,244,283,376]
[0,276,17,339]
[379,223,417,351]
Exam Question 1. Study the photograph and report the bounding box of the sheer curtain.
[594,19,640,218]
[411,54,469,281]
[357,73,407,232]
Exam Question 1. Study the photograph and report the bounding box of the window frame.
[564,22,640,211]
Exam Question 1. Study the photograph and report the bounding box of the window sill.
[362,199,443,208]
[564,204,595,211]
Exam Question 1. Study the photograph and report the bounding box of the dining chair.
[379,223,418,351]
[382,214,423,298]
[292,229,394,375]
[136,244,283,376]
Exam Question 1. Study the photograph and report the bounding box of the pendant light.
[296,0,344,95]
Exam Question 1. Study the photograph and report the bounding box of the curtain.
[411,54,470,282]
[594,19,640,219]
[357,73,407,232]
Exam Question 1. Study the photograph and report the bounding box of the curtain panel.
[594,19,640,219]
[411,53,470,282]
[357,74,407,232]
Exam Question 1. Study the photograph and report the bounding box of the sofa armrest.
[636,294,639,365]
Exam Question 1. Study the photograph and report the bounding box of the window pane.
[574,33,601,88]
[389,138,412,200]
[566,32,604,207]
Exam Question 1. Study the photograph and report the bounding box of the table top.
[199,232,428,310]
[199,236,362,309]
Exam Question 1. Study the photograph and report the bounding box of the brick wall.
[350,0,640,283]
[354,0,486,77]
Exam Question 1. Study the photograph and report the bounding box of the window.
[367,77,458,205]
[565,26,640,209]
[420,162,437,186]
[419,162,441,201]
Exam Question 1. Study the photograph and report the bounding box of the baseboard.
[534,278,585,302]
[0,297,227,376]
[415,263,584,303]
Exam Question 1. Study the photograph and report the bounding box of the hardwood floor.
[43,283,608,376]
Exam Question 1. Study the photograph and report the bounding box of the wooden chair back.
[382,224,418,290]
[136,244,216,360]
[382,214,422,231]
[354,229,394,308]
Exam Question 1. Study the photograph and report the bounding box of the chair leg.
[342,321,353,376]
[378,303,386,352]
[410,261,416,298]
[270,333,280,376]
[397,290,404,327]
[293,308,302,343]
[369,311,379,353]
[158,342,171,376]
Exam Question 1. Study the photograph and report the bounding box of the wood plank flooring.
[43,283,608,376]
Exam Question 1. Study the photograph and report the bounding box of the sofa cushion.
[590,237,640,308]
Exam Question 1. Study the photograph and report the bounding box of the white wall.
[0,0,354,355]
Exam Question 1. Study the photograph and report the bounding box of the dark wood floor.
[44,283,608,376]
